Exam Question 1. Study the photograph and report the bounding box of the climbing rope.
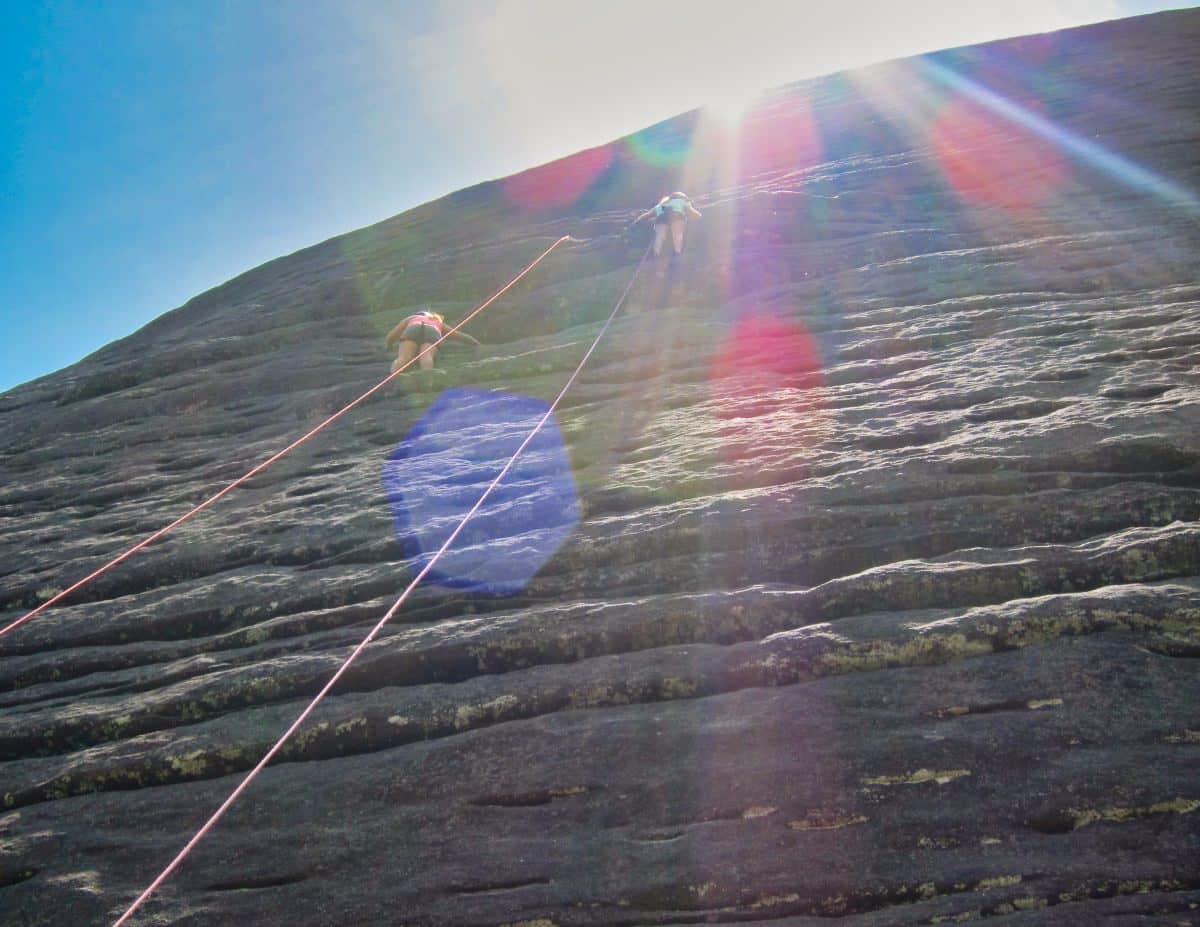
[0,235,577,641]
[111,243,651,927]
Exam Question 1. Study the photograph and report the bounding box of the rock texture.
[3,10,1200,926]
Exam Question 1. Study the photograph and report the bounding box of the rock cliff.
[2,10,1199,925]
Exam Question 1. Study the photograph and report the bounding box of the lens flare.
[931,96,1067,212]
[382,388,581,595]
[627,120,695,168]
[702,87,762,128]
[709,312,828,481]
[503,143,615,211]
[711,313,826,400]
[736,93,823,180]
[923,58,1200,215]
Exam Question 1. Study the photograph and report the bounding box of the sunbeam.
[922,57,1200,215]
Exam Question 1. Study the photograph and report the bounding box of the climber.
[385,309,480,373]
[634,191,702,258]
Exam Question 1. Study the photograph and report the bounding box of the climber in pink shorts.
[385,309,481,373]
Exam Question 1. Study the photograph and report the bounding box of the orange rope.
[1,235,575,640]
[111,242,650,927]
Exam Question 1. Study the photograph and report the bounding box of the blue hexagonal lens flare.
[382,388,581,595]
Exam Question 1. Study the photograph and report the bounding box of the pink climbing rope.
[110,243,651,927]
[0,235,575,641]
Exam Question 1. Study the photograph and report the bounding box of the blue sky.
[1,0,1192,391]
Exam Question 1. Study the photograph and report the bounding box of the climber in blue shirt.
[634,192,702,258]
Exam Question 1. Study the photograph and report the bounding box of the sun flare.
[702,89,762,127]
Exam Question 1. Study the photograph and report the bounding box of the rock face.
[2,11,1200,926]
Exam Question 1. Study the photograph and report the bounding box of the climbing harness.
[110,243,651,926]
[0,236,577,641]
